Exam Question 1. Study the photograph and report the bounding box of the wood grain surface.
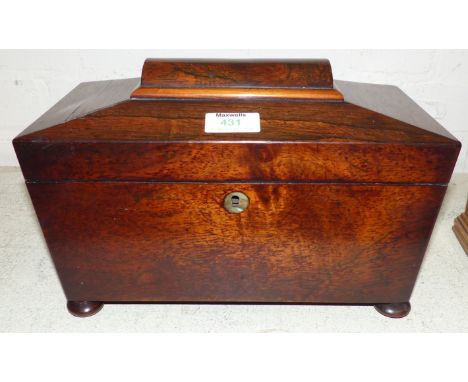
[138,59,334,89]
[15,141,458,184]
[27,182,445,303]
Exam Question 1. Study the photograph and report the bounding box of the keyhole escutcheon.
[224,191,249,214]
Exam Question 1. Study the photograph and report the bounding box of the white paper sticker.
[205,112,261,133]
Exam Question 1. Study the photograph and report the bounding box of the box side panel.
[26,182,445,303]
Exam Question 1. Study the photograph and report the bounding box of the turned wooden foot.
[374,302,411,318]
[67,301,103,317]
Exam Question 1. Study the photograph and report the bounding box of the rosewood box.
[13,59,460,318]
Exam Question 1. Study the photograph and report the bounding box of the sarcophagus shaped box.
[13,59,460,318]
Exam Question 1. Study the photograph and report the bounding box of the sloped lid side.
[335,80,458,141]
[15,78,139,140]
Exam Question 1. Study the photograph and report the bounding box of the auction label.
[205,113,261,133]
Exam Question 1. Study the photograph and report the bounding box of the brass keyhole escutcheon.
[224,191,249,214]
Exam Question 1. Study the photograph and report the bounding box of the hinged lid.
[13,59,460,184]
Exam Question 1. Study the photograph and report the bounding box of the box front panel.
[27,182,445,303]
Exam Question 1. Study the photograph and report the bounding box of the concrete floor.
[1,167,467,332]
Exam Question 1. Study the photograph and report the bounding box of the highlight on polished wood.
[131,87,344,100]
[66,301,103,318]
[374,302,411,318]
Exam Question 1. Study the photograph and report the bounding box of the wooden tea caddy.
[13,59,460,318]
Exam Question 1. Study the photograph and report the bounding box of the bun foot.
[374,302,411,318]
[67,301,103,317]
